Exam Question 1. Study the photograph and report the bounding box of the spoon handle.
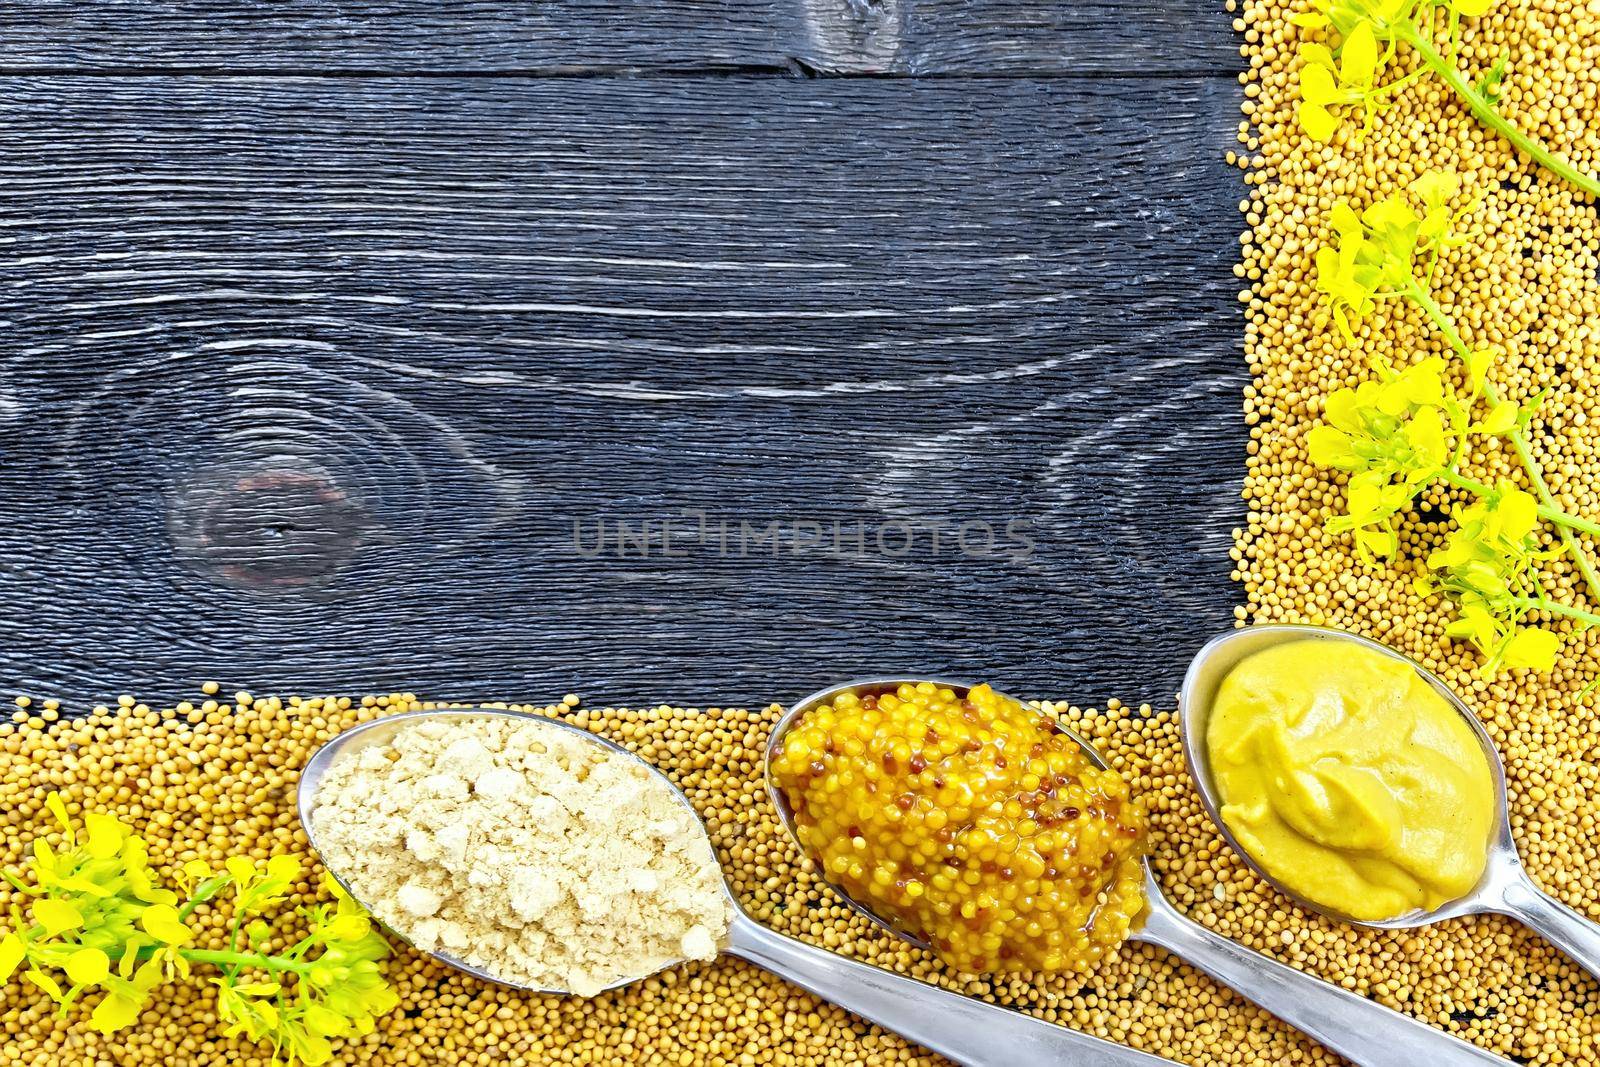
[724,914,1176,1067]
[1133,887,1511,1067]
[1490,865,1600,982]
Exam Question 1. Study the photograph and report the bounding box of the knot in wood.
[167,463,372,590]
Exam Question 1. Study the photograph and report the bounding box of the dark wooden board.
[1,74,1244,711]
[0,0,1239,75]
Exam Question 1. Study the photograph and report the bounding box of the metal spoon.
[298,707,1177,1067]
[771,678,1513,1067]
[1182,624,1600,984]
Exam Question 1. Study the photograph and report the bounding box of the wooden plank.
[0,0,1239,76]
[0,75,1244,710]
[895,0,1239,75]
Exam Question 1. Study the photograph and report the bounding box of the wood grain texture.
[0,0,1239,75]
[1,74,1244,711]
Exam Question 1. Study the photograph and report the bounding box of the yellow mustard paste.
[1206,639,1495,921]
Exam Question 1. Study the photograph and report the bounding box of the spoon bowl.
[1179,625,1600,962]
[298,705,1178,1067]
[296,707,716,995]
[764,676,1122,951]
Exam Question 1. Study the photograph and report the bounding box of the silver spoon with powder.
[298,707,1176,1067]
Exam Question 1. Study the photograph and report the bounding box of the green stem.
[1405,281,1471,358]
[1372,63,1430,98]
[1545,508,1600,539]
[1408,282,1600,601]
[1399,22,1600,199]
[178,948,310,976]
[176,875,232,924]
[1439,468,1493,497]
[1514,597,1600,629]
[222,895,249,981]
[1501,431,1600,603]
[1438,469,1600,536]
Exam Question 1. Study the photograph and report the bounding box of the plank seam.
[0,65,1237,80]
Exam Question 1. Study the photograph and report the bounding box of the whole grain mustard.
[769,681,1148,973]
[1207,641,1496,921]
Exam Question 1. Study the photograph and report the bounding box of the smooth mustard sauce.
[1206,640,1495,921]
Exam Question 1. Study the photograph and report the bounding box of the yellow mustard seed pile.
[1232,0,1600,1060]
[1,686,1591,1066]
[770,682,1147,974]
